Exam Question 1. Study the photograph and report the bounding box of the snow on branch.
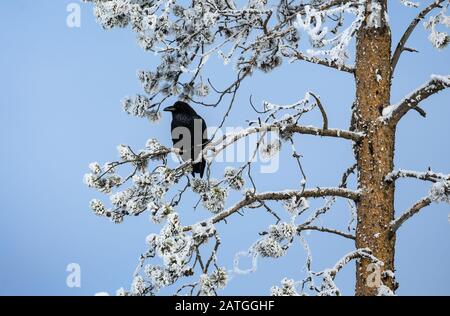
[392,0,447,74]
[391,179,450,234]
[84,0,371,113]
[291,0,365,69]
[390,197,433,234]
[382,74,450,123]
[314,248,383,296]
[271,248,384,296]
[424,1,450,49]
[385,169,450,183]
[287,125,363,141]
[209,125,363,158]
[83,97,361,295]
[232,193,361,296]
[184,187,361,231]
[399,0,420,8]
[286,49,355,73]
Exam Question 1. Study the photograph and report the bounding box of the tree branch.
[383,75,450,124]
[289,50,355,74]
[390,197,432,235]
[184,188,361,231]
[286,125,363,141]
[314,248,383,283]
[298,225,356,240]
[208,124,364,158]
[391,0,445,74]
[385,169,450,184]
[310,92,329,130]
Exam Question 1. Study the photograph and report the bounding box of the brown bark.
[352,1,397,296]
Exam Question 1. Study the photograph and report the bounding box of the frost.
[202,185,228,213]
[116,287,127,296]
[254,237,285,258]
[190,178,208,194]
[210,267,228,289]
[117,144,135,161]
[90,199,108,216]
[381,74,450,120]
[268,223,296,242]
[271,278,299,296]
[131,275,146,295]
[198,274,215,296]
[431,74,450,86]
[399,0,420,8]
[429,181,450,203]
[224,167,245,190]
[122,95,154,119]
[295,2,366,66]
[191,221,216,244]
[260,138,281,159]
[377,285,396,296]
[315,249,384,296]
[424,8,450,50]
[284,196,309,215]
[367,1,383,29]
[194,81,210,97]
[382,103,397,119]
[89,162,102,175]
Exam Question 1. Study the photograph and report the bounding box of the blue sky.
[0,0,449,296]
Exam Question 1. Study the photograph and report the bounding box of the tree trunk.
[353,1,397,296]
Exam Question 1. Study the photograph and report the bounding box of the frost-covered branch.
[212,125,363,152]
[391,179,450,234]
[184,187,361,231]
[382,75,450,123]
[313,248,383,296]
[385,169,450,183]
[287,49,355,73]
[271,246,388,296]
[85,0,369,114]
[391,0,447,74]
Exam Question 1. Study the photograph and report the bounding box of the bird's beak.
[163,106,176,112]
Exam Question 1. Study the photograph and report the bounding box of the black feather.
[164,101,208,178]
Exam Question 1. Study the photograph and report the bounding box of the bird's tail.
[193,158,206,178]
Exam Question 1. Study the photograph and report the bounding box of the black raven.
[164,101,208,178]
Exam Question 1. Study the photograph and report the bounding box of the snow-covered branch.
[287,125,363,141]
[385,169,450,183]
[382,75,450,123]
[390,197,433,234]
[391,0,447,74]
[209,125,363,156]
[271,247,385,296]
[287,49,355,73]
[184,187,361,231]
[85,0,369,113]
[314,248,383,296]
[391,180,450,234]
